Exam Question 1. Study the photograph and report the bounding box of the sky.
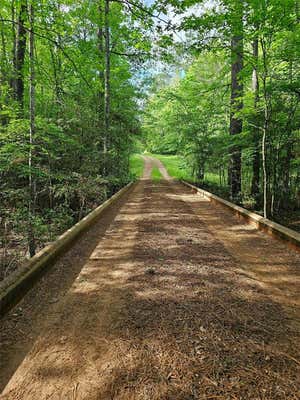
[141,0,214,41]
[135,0,215,94]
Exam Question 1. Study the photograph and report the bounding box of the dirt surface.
[0,188,134,391]
[1,156,300,399]
[141,155,171,180]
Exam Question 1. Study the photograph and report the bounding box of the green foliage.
[129,154,144,179]
[144,53,230,183]
[0,0,153,276]
[144,0,300,218]
[151,166,163,182]
[150,154,194,181]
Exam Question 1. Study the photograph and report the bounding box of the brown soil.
[1,156,300,399]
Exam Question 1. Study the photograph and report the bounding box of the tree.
[228,1,243,202]
[12,0,27,109]
[0,0,152,276]
[28,0,36,256]
[146,0,300,223]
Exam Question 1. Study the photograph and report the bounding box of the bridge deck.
[1,157,300,399]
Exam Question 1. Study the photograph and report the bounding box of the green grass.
[131,152,222,189]
[204,172,222,185]
[151,166,163,182]
[150,154,223,187]
[148,153,194,181]
[129,154,144,178]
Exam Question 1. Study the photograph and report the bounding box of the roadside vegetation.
[0,1,152,280]
[143,1,300,231]
[149,154,194,182]
[129,154,144,179]
[150,166,163,182]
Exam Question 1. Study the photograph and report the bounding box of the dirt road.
[1,156,300,399]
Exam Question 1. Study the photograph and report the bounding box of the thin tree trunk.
[0,20,8,126]
[261,38,269,219]
[229,1,243,202]
[49,43,63,107]
[250,37,260,203]
[283,141,292,197]
[28,1,36,257]
[262,117,267,218]
[98,0,106,172]
[281,60,295,208]
[103,0,110,174]
[0,21,8,81]
[11,0,16,92]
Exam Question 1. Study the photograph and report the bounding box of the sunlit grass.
[135,152,222,189]
[151,154,224,188]
[149,153,194,181]
[204,172,221,185]
[151,166,163,182]
[129,154,144,178]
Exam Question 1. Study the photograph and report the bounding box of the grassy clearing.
[129,154,144,178]
[149,154,228,199]
[149,154,194,181]
[150,154,223,188]
[204,172,222,186]
[151,167,163,182]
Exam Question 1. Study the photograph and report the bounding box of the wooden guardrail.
[181,180,300,252]
[0,182,135,317]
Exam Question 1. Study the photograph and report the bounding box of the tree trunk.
[103,0,110,174]
[0,20,8,81]
[262,112,267,218]
[296,0,300,22]
[229,2,243,202]
[283,141,292,198]
[0,18,8,125]
[98,0,106,172]
[281,60,295,208]
[49,41,63,108]
[250,38,260,203]
[13,0,27,109]
[261,38,269,219]
[28,0,36,257]
[11,0,16,92]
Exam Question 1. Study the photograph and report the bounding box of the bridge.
[1,156,300,399]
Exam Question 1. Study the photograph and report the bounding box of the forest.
[0,0,152,279]
[0,0,300,280]
[144,0,300,223]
